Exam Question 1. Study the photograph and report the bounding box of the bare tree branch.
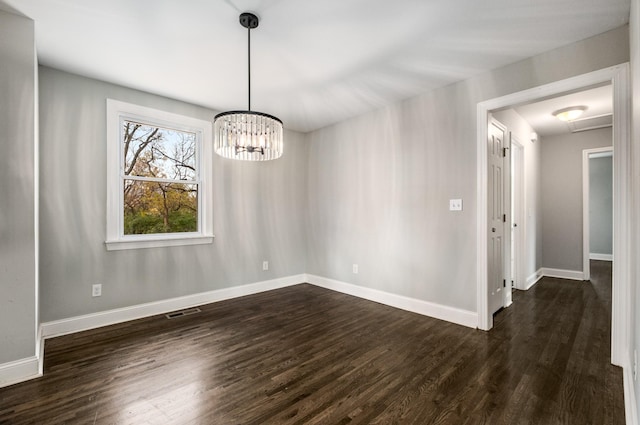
[124,125,160,176]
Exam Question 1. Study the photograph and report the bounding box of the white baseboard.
[0,356,41,388]
[33,273,476,391]
[306,274,477,329]
[37,325,44,375]
[623,359,638,425]
[42,272,478,342]
[540,267,584,281]
[590,253,613,261]
[41,274,305,339]
[525,267,588,288]
[525,269,544,290]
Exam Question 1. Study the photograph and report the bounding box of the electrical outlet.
[353,264,359,274]
[449,199,463,211]
[262,260,269,271]
[92,284,102,297]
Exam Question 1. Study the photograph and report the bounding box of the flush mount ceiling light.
[552,106,588,122]
[214,12,283,161]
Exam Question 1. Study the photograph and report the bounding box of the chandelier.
[214,12,283,161]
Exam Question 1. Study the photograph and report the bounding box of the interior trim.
[0,356,41,389]
[41,274,306,339]
[590,253,613,261]
[539,267,584,281]
[525,269,544,290]
[307,274,478,329]
[623,357,639,425]
[14,272,478,389]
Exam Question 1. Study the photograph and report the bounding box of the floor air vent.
[165,307,201,319]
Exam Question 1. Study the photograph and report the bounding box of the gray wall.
[540,128,612,271]
[589,155,613,256]
[306,27,628,313]
[38,67,308,322]
[0,10,37,363]
[630,0,640,416]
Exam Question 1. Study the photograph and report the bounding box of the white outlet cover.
[449,199,463,211]
[352,264,359,274]
[92,284,102,297]
[262,261,269,271]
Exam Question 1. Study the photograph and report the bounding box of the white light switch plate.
[449,199,463,211]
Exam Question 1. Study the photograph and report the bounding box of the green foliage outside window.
[122,121,199,235]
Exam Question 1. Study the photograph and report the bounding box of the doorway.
[583,148,614,281]
[475,64,630,367]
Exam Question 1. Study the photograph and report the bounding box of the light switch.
[449,199,463,211]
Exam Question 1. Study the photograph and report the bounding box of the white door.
[488,119,509,314]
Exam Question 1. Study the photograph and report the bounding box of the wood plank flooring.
[0,261,624,424]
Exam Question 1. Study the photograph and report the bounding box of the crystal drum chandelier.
[214,12,283,161]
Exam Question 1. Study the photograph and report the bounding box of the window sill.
[105,235,214,251]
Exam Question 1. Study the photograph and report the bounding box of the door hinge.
[503,214,506,223]
[503,147,508,157]
[503,279,506,288]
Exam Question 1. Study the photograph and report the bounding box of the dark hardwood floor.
[0,261,624,424]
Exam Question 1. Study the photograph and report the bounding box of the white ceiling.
[1,0,630,133]
[514,84,613,137]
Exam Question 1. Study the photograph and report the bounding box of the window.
[106,100,213,250]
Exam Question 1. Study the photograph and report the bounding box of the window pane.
[123,180,198,235]
[123,121,196,181]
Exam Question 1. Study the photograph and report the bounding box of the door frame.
[510,137,525,290]
[475,64,630,368]
[582,147,614,281]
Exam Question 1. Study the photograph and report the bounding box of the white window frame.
[106,99,213,250]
